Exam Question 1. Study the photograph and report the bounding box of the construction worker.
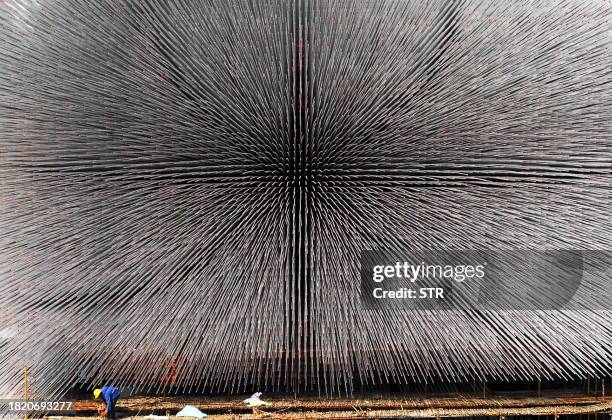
[93,386,121,419]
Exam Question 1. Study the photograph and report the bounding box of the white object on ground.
[144,415,169,420]
[243,392,270,407]
[176,405,207,418]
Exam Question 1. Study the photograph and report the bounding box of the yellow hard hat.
[93,389,102,399]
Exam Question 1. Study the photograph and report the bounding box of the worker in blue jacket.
[93,386,121,419]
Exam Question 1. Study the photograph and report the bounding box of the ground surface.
[42,391,611,419]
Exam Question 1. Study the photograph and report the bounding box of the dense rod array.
[0,0,611,397]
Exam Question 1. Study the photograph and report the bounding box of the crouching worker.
[93,386,121,419]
